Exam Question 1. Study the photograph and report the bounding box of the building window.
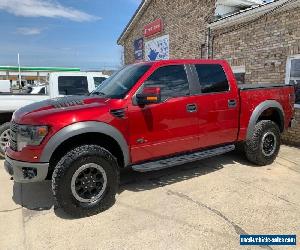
[234,73,245,85]
[232,66,246,85]
[286,55,300,106]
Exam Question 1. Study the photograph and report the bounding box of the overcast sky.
[0,0,141,70]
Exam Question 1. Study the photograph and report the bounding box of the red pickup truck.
[4,59,295,217]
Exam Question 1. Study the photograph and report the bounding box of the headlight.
[17,125,48,151]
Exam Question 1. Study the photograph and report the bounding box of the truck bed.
[238,83,294,141]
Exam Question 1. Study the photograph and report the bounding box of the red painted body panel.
[8,97,130,162]
[6,59,295,165]
[238,86,294,141]
[128,96,199,163]
[192,61,240,149]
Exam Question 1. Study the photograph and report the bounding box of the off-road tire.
[234,142,245,154]
[0,122,10,158]
[52,145,119,217]
[245,120,280,166]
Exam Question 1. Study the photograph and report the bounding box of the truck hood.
[13,95,110,123]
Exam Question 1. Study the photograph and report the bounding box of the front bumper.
[4,156,49,183]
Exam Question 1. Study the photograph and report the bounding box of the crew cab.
[4,59,295,217]
[0,72,109,157]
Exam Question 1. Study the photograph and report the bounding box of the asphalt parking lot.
[0,145,299,250]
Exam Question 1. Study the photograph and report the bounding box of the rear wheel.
[52,145,119,217]
[0,122,10,158]
[245,120,280,166]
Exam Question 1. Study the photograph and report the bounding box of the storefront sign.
[144,19,163,37]
[145,34,169,61]
[133,38,144,61]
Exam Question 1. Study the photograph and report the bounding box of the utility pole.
[17,53,22,89]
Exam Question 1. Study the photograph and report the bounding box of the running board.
[132,144,235,172]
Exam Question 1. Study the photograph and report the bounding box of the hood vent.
[51,96,85,108]
[110,108,126,119]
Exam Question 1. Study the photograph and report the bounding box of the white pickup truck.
[0,71,109,157]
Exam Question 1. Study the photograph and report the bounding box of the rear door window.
[234,73,245,85]
[58,76,88,95]
[194,64,229,93]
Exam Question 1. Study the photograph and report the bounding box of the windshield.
[91,64,151,99]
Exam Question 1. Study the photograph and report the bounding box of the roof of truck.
[133,59,228,65]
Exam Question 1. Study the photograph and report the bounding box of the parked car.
[23,85,47,95]
[0,72,109,157]
[4,59,295,217]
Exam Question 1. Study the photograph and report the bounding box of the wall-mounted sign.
[144,19,163,37]
[145,34,169,61]
[133,38,144,61]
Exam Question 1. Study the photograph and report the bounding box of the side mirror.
[136,87,161,105]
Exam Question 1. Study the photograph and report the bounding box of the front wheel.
[52,145,119,217]
[245,120,281,166]
[0,122,10,158]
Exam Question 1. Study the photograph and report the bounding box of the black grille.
[9,121,18,151]
[110,109,126,119]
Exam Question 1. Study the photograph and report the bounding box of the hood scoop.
[51,96,85,108]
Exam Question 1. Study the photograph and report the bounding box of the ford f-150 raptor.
[4,59,296,217]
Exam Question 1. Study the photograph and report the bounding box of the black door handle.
[228,99,237,108]
[186,103,197,113]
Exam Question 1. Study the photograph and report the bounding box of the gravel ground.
[0,145,299,250]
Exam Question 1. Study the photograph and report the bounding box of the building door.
[128,64,200,163]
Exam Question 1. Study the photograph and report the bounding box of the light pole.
[18,53,22,89]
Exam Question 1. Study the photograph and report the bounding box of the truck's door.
[191,63,239,148]
[128,64,200,163]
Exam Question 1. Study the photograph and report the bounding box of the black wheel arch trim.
[40,121,130,166]
[246,100,284,140]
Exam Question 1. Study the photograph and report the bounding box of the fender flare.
[246,100,284,140]
[40,121,130,166]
